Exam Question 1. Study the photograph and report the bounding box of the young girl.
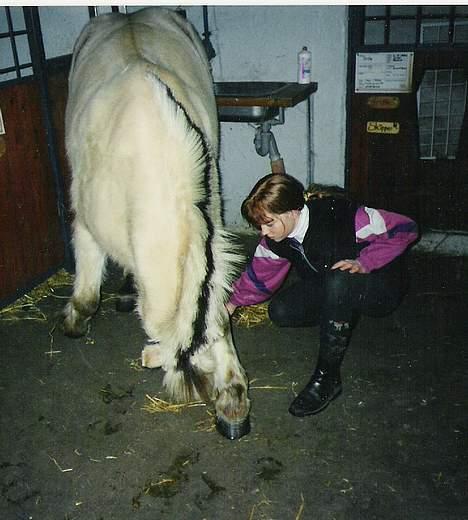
[227,173,418,417]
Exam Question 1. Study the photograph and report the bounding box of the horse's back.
[66,7,218,153]
[65,7,218,270]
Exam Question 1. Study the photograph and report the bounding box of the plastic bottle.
[297,46,312,84]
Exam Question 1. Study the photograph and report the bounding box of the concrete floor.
[1,237,467,520]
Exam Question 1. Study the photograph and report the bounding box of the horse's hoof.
[216,415,251,440]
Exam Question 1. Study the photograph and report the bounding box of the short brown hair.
[241,174,305,228]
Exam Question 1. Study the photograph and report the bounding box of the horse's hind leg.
[63,221,106,337]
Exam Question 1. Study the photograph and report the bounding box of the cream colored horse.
[63,7,250,439]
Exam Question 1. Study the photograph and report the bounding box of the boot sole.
[289,386,342,417]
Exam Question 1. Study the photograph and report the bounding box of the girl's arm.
[354,207,419,273]
[228,238,291,308]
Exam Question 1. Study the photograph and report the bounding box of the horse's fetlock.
[62,301,91,338]
[72,296,99,317]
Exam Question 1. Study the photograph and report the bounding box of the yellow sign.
[366,121,400,134]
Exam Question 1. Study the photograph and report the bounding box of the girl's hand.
[331,259,366,274]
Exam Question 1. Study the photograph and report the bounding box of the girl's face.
[259,210,299,242]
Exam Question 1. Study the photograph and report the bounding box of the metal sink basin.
[214,81,317,123]
[214,81,285,122]
[214,81,288,98]
[217,105,280,123]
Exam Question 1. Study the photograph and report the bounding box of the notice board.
[355,52,414,93]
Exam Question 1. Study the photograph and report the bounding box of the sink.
[215,82,285,122]
[214,81,317,123]
[214,81,288,98]
[217,105,280,123]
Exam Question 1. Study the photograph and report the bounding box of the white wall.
[39,5,349,227]
[39,6,90,59]
[187,5,349,227]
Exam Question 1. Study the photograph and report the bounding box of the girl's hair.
[241,173,305,228]
[304,182,346,201]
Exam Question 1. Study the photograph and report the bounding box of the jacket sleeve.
[229,238,291,307]
[355,206,419,272]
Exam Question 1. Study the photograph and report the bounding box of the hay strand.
[248,494,272,520]
[193,411,216,433]
[296,493,305,520]
[232,302,270,328]
[142,394,205,414]
[0,269,74,322]
[250,385,288,391]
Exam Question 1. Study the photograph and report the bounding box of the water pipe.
[253,109,286,174]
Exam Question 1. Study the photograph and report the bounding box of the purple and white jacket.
[229,205,418,308]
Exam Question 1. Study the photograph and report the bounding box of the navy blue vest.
[266,198,363,279]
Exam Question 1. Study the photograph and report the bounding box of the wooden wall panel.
[0,80,64,303]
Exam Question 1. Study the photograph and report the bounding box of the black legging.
[268,257,409,328]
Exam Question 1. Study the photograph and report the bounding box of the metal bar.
[306,96,312,186]
[0,29,28,38]
[344,6,365,194]
[5,6,22,79]
[445,70,453,156]
[462,80,467,128]
[384,6,391,45]
[448,6,455,44]
[430,71,438,157]
[23,6,73,270]
[416,6,422,44]
[0,62,32,74]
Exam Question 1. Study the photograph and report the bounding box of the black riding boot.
[289,319,351,417]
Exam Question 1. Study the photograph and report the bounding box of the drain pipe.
[253,110,286,174]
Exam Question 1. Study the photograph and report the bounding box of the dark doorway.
[347,6,468,231]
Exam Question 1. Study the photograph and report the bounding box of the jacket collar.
[288,204,309,243]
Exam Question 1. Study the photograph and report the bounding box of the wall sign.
[367,96,400,110]
[355,52,414,93]
[366,121,400,134]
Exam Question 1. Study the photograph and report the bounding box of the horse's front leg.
[208,325,251,439]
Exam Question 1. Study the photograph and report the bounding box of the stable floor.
[1,236,467,520]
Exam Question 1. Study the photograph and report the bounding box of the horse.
[62,7,250,439]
